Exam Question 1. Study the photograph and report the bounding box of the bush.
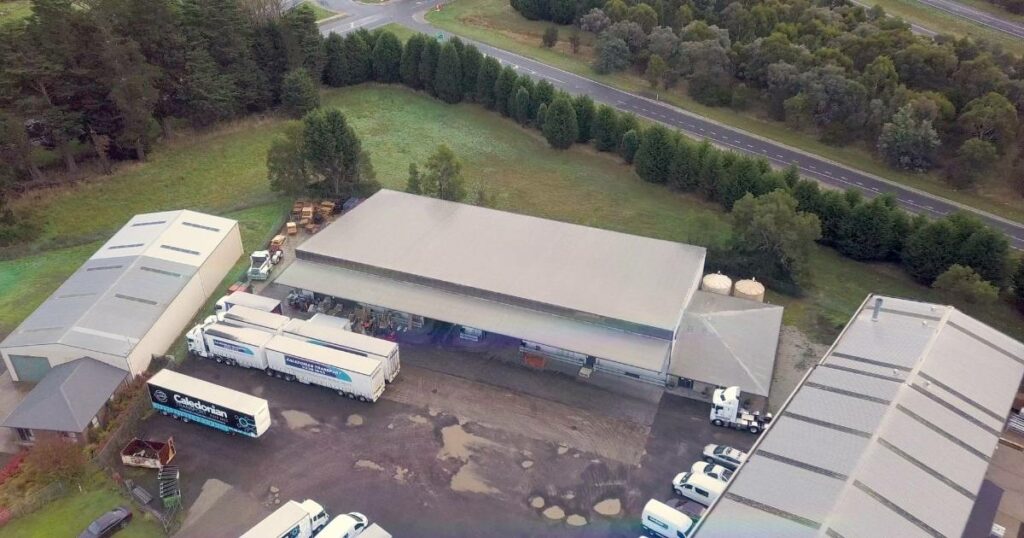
[619,129,639,163]
[542,27,559,48]
[933,264,999,304]
[280,69,320,117]
[24,437,86,485]
[542,95,578,149]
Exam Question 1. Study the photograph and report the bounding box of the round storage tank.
[733,278,765,302]
[701,272,733,296]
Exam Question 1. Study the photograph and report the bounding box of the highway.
[915,0,1024,39]
[318,0,1024,249]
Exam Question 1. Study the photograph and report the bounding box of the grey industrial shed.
[277,190,783,391]
[693,295,1024,538]
[0,210,242,382]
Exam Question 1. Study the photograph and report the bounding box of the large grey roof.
[1,210,237,357]
[668,291,783,397]
[295,190,706,334]
[694,295,1024,538]
[2,357,127,431]
[276,260,672,372]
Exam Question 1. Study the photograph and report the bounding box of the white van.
[316,512,369,538]
[672,471,726,506]
[641,499,694,538]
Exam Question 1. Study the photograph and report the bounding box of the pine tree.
[181,44,237,126]
[418,38,441,95]
[514,87,532,125]
[323,33,348,87]
[475,56,501,108]
[282,5,325,75]
[592,105,620,152]
[434,41,464,104]
[301,108,375,195]
[342,32,372,85]
[460,45,483,100]
[251,22,290,103]
[406,163,422,194]
[535,102,548,128]
[572,94,596,143]
[372,31,403,83]
[101,32,160,160]
[401,34,425,88]
[668,137,698,191]
[542,95,578,149]
[281,68,320,117]
[619,129,640,163]
[493,66,519,117]
[634,125,675,184]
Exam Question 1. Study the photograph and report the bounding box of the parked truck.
[283,318,401,383]
[709,386,772,434]
[641,499,695,538]
[147,369,271,438]
[218,305,291,333]
[214,291,283,314]
[241,499,329,538]
[186,321,386,402]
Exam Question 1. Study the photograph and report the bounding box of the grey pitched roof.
[694,295,1024,538]
[2,357,128,432]
[668,291,783,397]
[295,190,706,336]
[1,210,236,357]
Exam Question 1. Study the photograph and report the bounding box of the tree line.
[512,0,1024,192]
[265,26,1024,313]
[0,0,324,244]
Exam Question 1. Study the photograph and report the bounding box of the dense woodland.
[0,0,1022,313]
[513,0,1024,188]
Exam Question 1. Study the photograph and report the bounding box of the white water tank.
[701,272,733,296]
[733,278,765,302]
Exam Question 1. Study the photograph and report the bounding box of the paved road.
[916,0,1024,39]
[317,0,1024,249]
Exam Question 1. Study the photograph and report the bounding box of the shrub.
[933,264,999,304]
[542,27,559,48]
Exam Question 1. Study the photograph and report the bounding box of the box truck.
[186,321,386,402]
[641,499,695,538]
[282,318,400,383]
[308,313,353,331]
[147,370,271,438]
[241,499,329,538]
[214,291,282,314]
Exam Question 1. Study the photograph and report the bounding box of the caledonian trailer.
[186,321,386,402]
[147,369,271,438]
[219,305,291,333]
[263,335,385,402]
[282,318,401,383]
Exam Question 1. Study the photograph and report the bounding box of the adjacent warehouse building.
[0,210,242,441]
[277,190,782,395]
[693,295,1024,538]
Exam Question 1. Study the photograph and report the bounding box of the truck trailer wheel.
[347,392,356,399]
[749,425,760,434]
[712,419,724,427]
[266,369,274,376]
[358,396,369,402]
[214,357,223,364]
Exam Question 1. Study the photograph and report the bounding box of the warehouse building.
[277,190,782,396]
[0,210,242,440]
[693,295,1024,538]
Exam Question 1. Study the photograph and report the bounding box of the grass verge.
[3,84,1022,347]
[0,471,164,538]
[378,22,419,43]
[423,2,1024,223]
[868,0,1024,55]
[303,0,337,22]
[0,0,30,26]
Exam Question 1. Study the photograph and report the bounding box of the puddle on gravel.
[542,506,565,520]
[530,496,545,509]
[566,514,587,526]
[346,414,364,427]
[281,410,319,430]
[594,498,622,516]
[407,414,430,425]
[450,462,499,494]
[438,424,501,462]
[354,460,384,472]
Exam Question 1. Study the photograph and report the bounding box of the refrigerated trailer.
[219,305,291,333]
[214,291,283,314]
[186,321,386,402]
[147,369,271,438]
[282,318,401,383]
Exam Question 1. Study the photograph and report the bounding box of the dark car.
[79,506,132,538]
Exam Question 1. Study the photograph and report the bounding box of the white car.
[702,444,747,470]
[672,471,726,506]
[690,461,733,483]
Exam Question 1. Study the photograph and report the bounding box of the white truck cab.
[317,512,369,538]
[709,386,772,434]
[672,471,726,506]
[641,499,694,538]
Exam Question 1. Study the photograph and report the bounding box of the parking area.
[135,338,754,538]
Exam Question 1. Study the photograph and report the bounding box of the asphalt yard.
[140,343,754,538]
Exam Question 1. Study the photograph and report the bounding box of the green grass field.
[423,3,1024,223]
[0,0,31,26]
[0,473,164,538]
[378,22,418,42]
[303,0,338,21]
[4,84,1023,346]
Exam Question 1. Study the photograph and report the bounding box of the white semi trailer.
[282,318,401,383]
[218,305,291,333]
[214,290,283,314]
[186,321,386,402]
[147,369,271,438]
[241,499,329,538]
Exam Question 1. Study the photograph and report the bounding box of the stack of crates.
[158,465,181,509]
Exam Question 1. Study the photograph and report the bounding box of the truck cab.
[317,512,369,538]
[709,386,772,434]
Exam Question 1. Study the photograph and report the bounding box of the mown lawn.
[0,0,31,26]
[423,3,1024,223]
[0,472,164,538]
[303,0,337,21]
[3,84,1022,347]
